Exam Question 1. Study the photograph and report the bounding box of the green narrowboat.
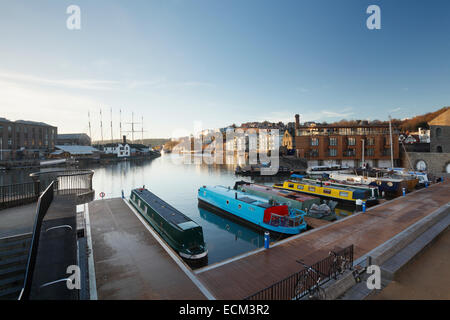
[130,188,207,260]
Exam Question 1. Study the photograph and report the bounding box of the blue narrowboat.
[198,185,308,235]
[130,188,208,260]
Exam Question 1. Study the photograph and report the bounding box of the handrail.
[19,181,55,300]
[245,244,354,300]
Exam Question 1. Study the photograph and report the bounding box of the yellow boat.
[273,179,378,204]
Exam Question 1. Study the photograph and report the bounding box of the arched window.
[416,160,427,171]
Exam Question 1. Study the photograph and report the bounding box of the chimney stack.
[295,114,300,130]
[123,135,127,145]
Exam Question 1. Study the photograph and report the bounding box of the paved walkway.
[195,180,450,299]
[0,203,36,238]
[88,198,207,300]
[368,227,450,300]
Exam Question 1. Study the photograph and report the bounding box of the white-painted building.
[104,143,130,157]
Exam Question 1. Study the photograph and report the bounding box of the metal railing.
[245,244,354,300]
[0,170,94,210]
[0,182,38,209]
[19,181,55,300]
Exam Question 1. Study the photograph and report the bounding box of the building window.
[437,146,443,153]
[329,137,337,146]
[367,138,375,146]
[329,149,337,157]
[310,149,319,157]
[366,148,374,156]
[436,127,442,137]
[311,138,319,146]
[347,137,356,146]
[344,149,356,157]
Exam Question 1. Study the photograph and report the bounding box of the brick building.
[294,114,400,168]
[429,108,450,153]
[0,117,57,161]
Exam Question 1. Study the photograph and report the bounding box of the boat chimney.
[123,135,127,145]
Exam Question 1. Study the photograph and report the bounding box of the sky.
[0,0,449,140]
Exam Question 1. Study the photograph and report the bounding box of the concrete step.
[0,255,28,270]
[0,233,32,244]
[0,265,26,280]
[0,274,24,291]
[0,284,22,300]
[0,238,31,253]
[0,248,29,262]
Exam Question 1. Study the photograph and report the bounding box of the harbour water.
[0,153,356,266]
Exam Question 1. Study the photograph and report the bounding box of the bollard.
[362,201,366,213]
[264,232,270,249]
[121,190,125,199]
[356,199,363,212]
[425,182,428,188]
[402,188,406,196]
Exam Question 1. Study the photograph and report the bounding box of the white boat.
[306,164,352,176]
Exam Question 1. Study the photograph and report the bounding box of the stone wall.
[402,152,450,175]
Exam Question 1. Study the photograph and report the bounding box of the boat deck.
[195,180,450,299]
[88,198,207,299]
[132,188,191,225]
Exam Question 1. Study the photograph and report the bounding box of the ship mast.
[110,107,113,143]
[389,115,394,168]
[100,108,104,144]
[88,111,92,142]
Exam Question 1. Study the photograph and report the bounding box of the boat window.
[297,185,304,190]
[226,200,229,205]
[249,207,255,212]
[309,186,315,191]
[323,189,331,194]
[288,184,294,188]
[238,204,242,209]
[339,191,348,197]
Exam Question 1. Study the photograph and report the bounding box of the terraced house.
[0,117,57,161]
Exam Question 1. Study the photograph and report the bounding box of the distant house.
[104,143,130,158]
[282,129,295,150]
[57,133,91,146]
[51,145,100,159]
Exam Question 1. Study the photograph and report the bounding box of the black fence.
[245,244,354,300]
[0,170,94,210]
[19,181,55,300]
[0,182,39,209]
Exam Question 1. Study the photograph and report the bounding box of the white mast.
[119,109,122,139]
[131,112,134,142]
[110,107,113,143]
[389,115,394,168]
[100,108,104,144]
[88,111,92,142]
[141,116,144,144]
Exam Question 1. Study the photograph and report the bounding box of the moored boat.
[130,188,208,260]
[198,185,308,235]
[234,181,337,221]
[273,175,378,204]
[306,164,352,177]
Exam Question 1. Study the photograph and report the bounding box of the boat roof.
[286,179,360,192]
[206,185,273,208]
[242,183,318,201]
[132,188,194,225]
